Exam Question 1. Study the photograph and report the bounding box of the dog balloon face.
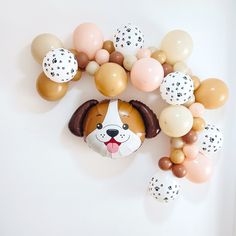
[69,99,160,158]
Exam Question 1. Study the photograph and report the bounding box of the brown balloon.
[158,157,173,170]
[72,69,82,81]
[172,164,187,178]
[94,63,127,97]
[103,40,115,54]
[162,63,174,77]
[195,78,228,109]
[36,72,68,101]
[109,51,124,66]
[151,50,166,64]
[76,52,89,69]
[182,130,198,144]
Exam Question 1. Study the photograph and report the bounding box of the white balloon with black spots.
[113,23,144,56]
[160,71,194,105]
[148,171,181,203]
[198,124,223,155]
[42,48,78,83]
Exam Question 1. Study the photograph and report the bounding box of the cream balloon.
[160,30,193,65]
[159,105,193,137]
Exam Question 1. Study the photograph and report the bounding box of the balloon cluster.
[31,22,229,203]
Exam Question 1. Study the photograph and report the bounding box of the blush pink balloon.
[73,23,103,60]
[189,102,205,117]
[184,153,213,183]
[95,49,109,65]
[183,144,199,160]
[130,58,164,92]
[136,48,151,59]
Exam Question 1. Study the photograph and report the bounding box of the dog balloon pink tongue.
[68,99,160,158]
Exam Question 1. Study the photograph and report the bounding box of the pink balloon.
[183,144,199,160]
[184,153,213,183]
[73,23,103,60]
[95,49,109,65]
[130,58,164,92]
[189,103,205,117]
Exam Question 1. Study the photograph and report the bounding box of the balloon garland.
[31,23,229,203]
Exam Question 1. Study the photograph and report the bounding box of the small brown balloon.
[182,130,198,144]
[76,52,89,69]
[191,75,201,90]
[170,149,185,164]
[103,40,115,54]
[151,50,166,64]
[192,117,206,132]
[172,164,187,178]
[162,63,174,77]
[72,69,82,81]
[94,62,127,97]
[195,78,229,109]
[109,51,124,66]
[36,72,68,101]
[158,157,173,170]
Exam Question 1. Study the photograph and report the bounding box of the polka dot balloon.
[148,171,181,203]
[113,23,144,55]
[42,48,78,83]
[198,124,223,155]
[160,71,194,105]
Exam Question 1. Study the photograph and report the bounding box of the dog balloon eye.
[96,123,103,129]
[122,124,129,130]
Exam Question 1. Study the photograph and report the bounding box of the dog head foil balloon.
[68,99,160,158]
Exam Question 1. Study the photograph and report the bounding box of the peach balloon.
[184,153,212,183]
[189,103,205,117]
[95,49,109,65]
[130,58,164,92]
[136,48,151,59]
[183,144,199,160]
[73,23,103,60]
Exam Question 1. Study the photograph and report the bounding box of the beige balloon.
[95,63,127,97]
[161,30,193,65]
[195,78,228,109]
[159,105,193,137]
[31,33,63,64]
[36,72,68,101]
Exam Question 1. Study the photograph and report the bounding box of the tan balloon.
[36,72,68,101]
[94,63,127,97]
[159,105,193,137]
[160,30,193,65]
[173,61,189,74]
[31,33,63,64]
[195,78,228,109]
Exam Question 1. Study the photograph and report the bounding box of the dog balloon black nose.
[106,129,119,138]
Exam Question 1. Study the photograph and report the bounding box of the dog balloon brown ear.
[129,100,161,138]
[68,99,99,137]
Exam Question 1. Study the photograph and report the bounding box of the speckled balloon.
[198,124,223,155]
[148,171,181,203]
[160,71,194,105]
[113,23,144,55]
[42,48,78,83]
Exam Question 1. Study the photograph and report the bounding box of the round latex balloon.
[159,105,193,137]
[113,23,144,55]
[130,58,164,92]
[73,23,103,60]
[160,71,194,105]
[31,33,63,64]
[94,63,127,97]
[42,48,78,83]
[68,99,160,158]
[160,30,193,65]
[198,124,223,155]
[184,153,213,183]
[148,171,181,203]
[195,78,228,109]
[36,72,68,101]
